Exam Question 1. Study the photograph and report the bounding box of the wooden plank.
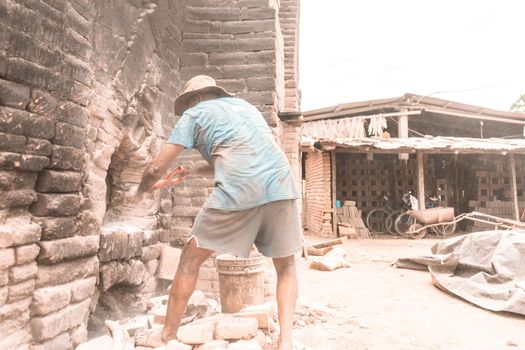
[509,154,520,220]
[417,152,425,210]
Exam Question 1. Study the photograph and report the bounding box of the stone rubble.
[75,291,277,350]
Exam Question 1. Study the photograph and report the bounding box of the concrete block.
[214,317,258,340]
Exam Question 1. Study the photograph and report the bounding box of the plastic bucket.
[216,254,266,313]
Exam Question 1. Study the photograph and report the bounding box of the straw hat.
[174,75,233,115]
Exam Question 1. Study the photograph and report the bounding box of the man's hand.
[124,187,145,206]
[152,165,188,190]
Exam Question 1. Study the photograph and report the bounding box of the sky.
[299,0,525,112]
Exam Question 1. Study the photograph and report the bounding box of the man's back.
[167,97,299,210]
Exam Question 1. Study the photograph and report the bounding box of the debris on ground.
[75,290,278,350]
[309,247,351,271]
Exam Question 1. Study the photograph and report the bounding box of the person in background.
[130,75,303,350]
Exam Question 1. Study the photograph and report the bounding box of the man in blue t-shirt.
[129,75,302,350]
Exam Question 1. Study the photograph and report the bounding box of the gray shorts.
[190,199,303,258]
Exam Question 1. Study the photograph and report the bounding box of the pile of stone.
[76,290,276,350]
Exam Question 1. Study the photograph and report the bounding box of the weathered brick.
[29,332,72,350]
[247,77,275,91]
[53,122,85,148]
[49,145,84,170]
[166,340,192,350]
[62,53,91,85]
[222,20,275,34]
[76,211,100,236]
[0,132,26,152]
[240,7,276,20]
[99,259,145,290]
[141,243,161,262]
[214,317,258,340]
[228,339,262,350]
[30,194,81,217]
[28,90,58,116]
[187,6,241,21]
[15,244,40,265]
[0,79,30,109]
[6,57,63,95]
[25,137,52,156]
[0,286,6,304]
[177,318,217,345]
[182,39,222,53]
[37,235,99,264]
[69,324,88,347]
[0,107,55,139]
[221,37,275,52]
[0,171,38,191]
[8,278,35,302]
[0,248,15,269]
[36,256,98,288]
[194,340,229,350]
[0,152,50,171]
[31,284,71,317]
[74,335,112,350]
[0,221,41,248]
[36,170,82,193]
[214,78,247,93]
[142,229,160,245]
[157,245,181,280]
[69,276,96,302]
[37,216,77,240]
[184,20,212,34]
[0,189,37,209]
[0,328,32,350]
[98,229,143,262]
[181,66,222,80]
[9,262,38,283]
[222,64,274,79]
[55,101,88,127]
[30,299,91,341]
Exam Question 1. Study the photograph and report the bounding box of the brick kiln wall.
[0,0,300,348]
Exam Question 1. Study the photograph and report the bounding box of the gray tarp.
[396,230,525,316]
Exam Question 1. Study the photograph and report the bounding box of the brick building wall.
[304,151,332,234]
[0,0,300,348]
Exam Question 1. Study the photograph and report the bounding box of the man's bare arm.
[137,144,185,194]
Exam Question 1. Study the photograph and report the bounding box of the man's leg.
[272,255,298,350]
[161,237,214,342]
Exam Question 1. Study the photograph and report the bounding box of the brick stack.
[304,152,332,235]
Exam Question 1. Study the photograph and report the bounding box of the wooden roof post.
[331,150,338,237]
[509,154,520,220]
[398,106,409,160]
[417,152,425,210]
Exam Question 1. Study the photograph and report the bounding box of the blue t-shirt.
[167,97,299,210]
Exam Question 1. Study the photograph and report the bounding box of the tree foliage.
[511,94,525,113]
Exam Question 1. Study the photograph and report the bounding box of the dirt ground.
[294,236,525,350]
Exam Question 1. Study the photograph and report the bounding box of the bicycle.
[366,194,405,235]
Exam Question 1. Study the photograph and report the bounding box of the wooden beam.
[509,154,520,220]
[398,108,409,160]
[417,152,425,210]
[331,151,338,237]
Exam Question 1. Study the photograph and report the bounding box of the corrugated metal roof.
[301,136,525,154]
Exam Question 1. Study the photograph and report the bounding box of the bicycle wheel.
[386,210,402,235]
[395,212,417,238]
[429,221,457,237]
[366,208,389,234]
